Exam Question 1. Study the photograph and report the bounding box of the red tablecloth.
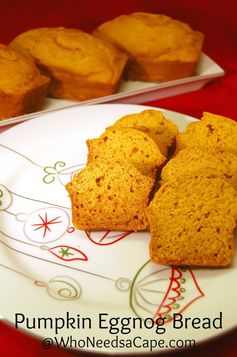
[0,1,237,356]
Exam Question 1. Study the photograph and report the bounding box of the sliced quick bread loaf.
[147,175,237,266]
[175,112,237,154]
[161,147,237,189]
[66,159,154,231]
[111,109,178,156]
[87,127,166,178]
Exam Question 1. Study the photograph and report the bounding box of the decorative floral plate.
[0,104,236,353]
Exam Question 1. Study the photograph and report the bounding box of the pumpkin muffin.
[161,147,237,189]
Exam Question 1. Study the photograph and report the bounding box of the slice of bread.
[111,109,178,157]
[66,158,154,231]
[161,147,237,189]
[87,127,166,178]
[147,175,237,266]
[175,112,237,154]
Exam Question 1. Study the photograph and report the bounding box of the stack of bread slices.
[66,110,237,267]
[148,112,237,267]
[66,109,177,231]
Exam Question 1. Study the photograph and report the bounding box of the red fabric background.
[0,0,237,356]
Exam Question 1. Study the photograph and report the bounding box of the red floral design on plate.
[23,207,70,243]
[130,261,204,322]
[32,213,62,238]
[85,230,131,246]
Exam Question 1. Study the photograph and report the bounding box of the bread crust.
[0,44,49,120]
[94,12,204,82]
[10,27,127,101]
[147,175,237,267]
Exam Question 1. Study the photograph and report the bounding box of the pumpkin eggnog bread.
[94,12,204,82]
[111,109,178,157]
[10,27,127,101]
[175,112,237,154]
[161,147,237,189]
[65,110,237,267]
[66,159,154,231]
[87,127,166,178]
[0,43,49,120]
[147,176,237,266]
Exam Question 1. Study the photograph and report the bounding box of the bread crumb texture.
[111,109,178,157]
[87,126,166,178]
[175,112,237,154]
[147,176,237,266]
[66,159,154,231]
[161,147,237,189]
[66,110,237,267]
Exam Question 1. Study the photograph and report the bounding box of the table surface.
[0,0,237,356]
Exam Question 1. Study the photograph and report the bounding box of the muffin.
[0,43,50,120]
[94,12,204,82]
[10,27,128,101]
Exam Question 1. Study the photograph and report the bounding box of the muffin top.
[0,43,49,92]
[94,12,204,61]
[10,27,128,84]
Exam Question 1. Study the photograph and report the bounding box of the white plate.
[0,104,236,354]
[0,53,224,127]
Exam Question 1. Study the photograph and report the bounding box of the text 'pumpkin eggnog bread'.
[0,43,49,120]
[111,109,178,157]
[175,112,237,154]
[147,175,237,267]
[10,27,127,101]
[94,12,204,82]
[87,127,166,178]
[161,147,237,190]
[66,159,154,231]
